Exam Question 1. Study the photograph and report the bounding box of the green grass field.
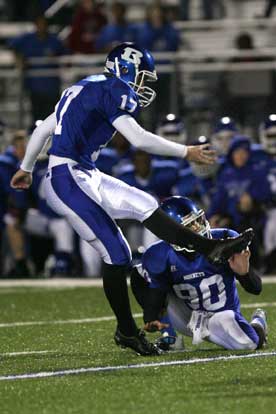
[0,280,275,414]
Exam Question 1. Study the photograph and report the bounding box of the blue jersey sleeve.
[104,78,140,124]
[142,242,171,291]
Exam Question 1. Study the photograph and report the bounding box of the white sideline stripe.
[0,313,142,328]
[0,351,275,381]
[242,301,276,309]
[0,278,104,288]
[0,276,275,288]
[0,302,275,329]
[0,350,57,357]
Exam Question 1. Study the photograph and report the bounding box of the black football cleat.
[114,328,163,356]
[208,228,254,264]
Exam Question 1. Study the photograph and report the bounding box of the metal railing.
[1,48,276,134]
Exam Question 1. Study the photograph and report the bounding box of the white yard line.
[0,350,58,357]
[242,301,276,308]
[0,302,275,329]
[0,351,275,381]
[0,276,275,288]
[0,278,104,288]
[0,313,142,328]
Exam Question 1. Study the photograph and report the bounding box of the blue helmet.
[104,42,157,108]
[160,196,211,252]
[260,114,276,155]
[211,116,238,156]
[156,113,187,144]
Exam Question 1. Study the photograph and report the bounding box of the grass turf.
[0,282,275,414]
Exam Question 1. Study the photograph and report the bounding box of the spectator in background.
[119,150,178,200]
[95,2,135,52]
[136,4,180,52]
[9,15,67,124]
[118,149,178,251]
[180,0,225,20]
[96,133,133,176]
[0,131,30,277]
[253,115,276,273]
[264,0,276,17]
[7,1,56,21]
[25,153,74,277]
[221,32,274,136]
[69,0,107,54]
[136,4,180,129]
[208,136,264,269]
[234,32,255,55]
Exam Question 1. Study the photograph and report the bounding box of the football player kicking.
[11,43,253,356]
[131,196,267,351]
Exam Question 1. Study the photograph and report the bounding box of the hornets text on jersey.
[142,228,241,313]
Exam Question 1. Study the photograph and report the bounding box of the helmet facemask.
[173,210,211,253]
[157,115,187,144]
[261,126,276,155]
[110,55,157,108]
[128,69,157,108]
[212,131,234,156]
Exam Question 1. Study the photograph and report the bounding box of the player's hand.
[228,249,251,275]
[144,320,169,333]
[186,144,217,165]
[10,169,32,190]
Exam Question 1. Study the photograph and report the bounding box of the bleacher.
[0,0,275,139]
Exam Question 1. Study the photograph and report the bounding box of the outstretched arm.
[21,112,56,172]
[113,115,216,164]
[11,113,56,189]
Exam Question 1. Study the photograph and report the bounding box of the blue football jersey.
[172,165,201,200]
[95,146,134,176]
[251,156,276,207]
[207,160,262,226]
[250,143,271,167]
[49,74,140,169]
[118,160,178,199]
[0,147,28,227]
[141,228,241,313]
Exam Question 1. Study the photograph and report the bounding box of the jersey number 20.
[173,274,227,311]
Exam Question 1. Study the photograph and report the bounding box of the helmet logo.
[121,47,143,65]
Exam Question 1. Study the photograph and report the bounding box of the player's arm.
[130,262,169,332]
[11,113,56,189]
[143,286,168,332]
[113,115,216,164]
[228,250,262,295]
[236,267,262,295]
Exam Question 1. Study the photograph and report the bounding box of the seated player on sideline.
[11,43,253,356]
[131,196,267,351]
